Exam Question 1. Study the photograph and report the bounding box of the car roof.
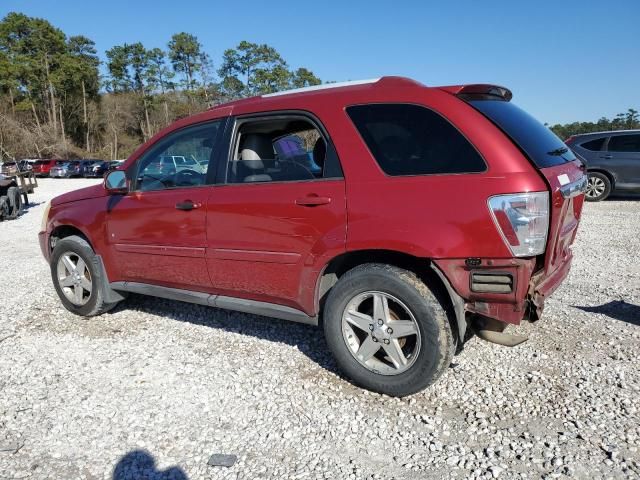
[123,75,512,167]
[571,129,640,139]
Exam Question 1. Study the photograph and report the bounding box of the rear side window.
[608,134,640,153]
[469,100,576,168]
[346,104,485,176]
[580,137,606,151]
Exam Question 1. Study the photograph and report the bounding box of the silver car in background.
[49,162,71,178]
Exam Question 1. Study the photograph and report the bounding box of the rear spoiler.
[438,84,513,102]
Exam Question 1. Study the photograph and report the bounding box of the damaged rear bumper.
[433,252,573,326]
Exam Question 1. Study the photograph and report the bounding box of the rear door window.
[468,100,576,168]
[346,103,486,176]
[608,134,640,153]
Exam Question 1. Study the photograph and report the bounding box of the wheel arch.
[587,168,616,187]
[315,249,465,344]
[49,224,94,254]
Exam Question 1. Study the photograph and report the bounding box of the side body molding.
[109,282,317,326]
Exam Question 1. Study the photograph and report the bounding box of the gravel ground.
[0,178,639,480]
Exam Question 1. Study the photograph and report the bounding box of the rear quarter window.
[579,137,606,151]
[346,103,486,176]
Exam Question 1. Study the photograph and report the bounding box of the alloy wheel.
[586,176,606,199]
[341,291,421,375]
[56,252,92,305]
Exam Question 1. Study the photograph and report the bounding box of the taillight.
[488,192,549,257]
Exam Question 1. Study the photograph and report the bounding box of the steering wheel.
[279,160,316,180]
[175,169,203,186]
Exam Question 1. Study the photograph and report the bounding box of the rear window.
[608,134,640,153]
[579,137,606,151]
[468,100,576,168]
[346,103,486,176]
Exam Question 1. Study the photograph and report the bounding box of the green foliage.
[218,41,320,97]
[549,109,640,139]
[168,32,202,90]
[0,11,322,159]
[291,68,321,88]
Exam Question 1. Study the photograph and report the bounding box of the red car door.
[205,116,347,314]
[106,120,225,290]
[206,181,346,312]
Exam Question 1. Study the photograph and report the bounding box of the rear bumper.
[434,253,573,325]
[528,250,573,319]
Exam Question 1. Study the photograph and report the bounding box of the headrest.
[312,137,327,170]
[240,134,273,162]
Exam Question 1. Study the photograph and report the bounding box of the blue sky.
[3,0,639,124]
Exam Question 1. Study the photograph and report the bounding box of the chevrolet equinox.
[39,77,587,396]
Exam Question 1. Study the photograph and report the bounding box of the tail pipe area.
[472,315,528,347]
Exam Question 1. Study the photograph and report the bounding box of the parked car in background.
[109,160,125,170]
[1,162,18,176]
[139,155,202,180]
[39,77,586,397]
[49,162,72,178]
[566,130,640,201]
[61,159,98,178]
[17,159,34,172]
[77,160,98,177]
[32,159,63,177]
[85,161,110,177]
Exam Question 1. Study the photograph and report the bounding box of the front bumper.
[434,254,573,325]
[38,230,50,262]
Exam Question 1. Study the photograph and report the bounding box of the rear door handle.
[295,196,332,207]
[175,200,201,211]
[600,155,613,159]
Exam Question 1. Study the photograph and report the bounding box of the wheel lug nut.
[372,336,378,342]
[378,319,383,325]
[384,339,390,345]
[369,324,374,331]
[387,328,393,334]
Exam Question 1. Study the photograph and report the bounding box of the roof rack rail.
[262,78,381,98]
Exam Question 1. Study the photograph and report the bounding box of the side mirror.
[104,170,128,195]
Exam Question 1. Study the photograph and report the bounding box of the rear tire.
[323,263,454,397]
[585,172,611,202]
[50,235,119,316]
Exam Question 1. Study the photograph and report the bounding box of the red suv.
[32,159,63,177]
[39,77,586,396]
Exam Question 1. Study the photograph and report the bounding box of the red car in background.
[39,77,586,396]
[32,159,63,177]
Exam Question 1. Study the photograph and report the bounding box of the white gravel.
[1,178,639,479]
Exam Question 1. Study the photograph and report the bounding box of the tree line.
[1,11,638,161]
[548,109,639,140]
[0,12,321,160]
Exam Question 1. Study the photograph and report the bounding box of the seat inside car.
[237,133,274,182]
[312,137,326,173]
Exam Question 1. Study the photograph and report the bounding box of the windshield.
[468,100,576,168]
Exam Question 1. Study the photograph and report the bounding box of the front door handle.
[175,200,201,211]
[295,195,332,207]
[600,155,613,159]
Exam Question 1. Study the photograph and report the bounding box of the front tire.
[50,235,119,316]
[585,172,611,201]
[323,264,454,397]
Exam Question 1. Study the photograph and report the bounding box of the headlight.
[40,201,51,232]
